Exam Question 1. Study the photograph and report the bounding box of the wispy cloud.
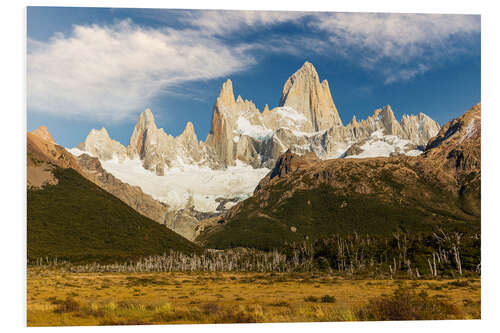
[311,12,480,83]
[183,10,309,36]
[27,10,480,122]
[27,19,256,121]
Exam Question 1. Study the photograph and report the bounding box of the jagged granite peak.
[127,109,220,174]
[31,126,55,143]
[400,112,441,146]
[348,115,358,126]
[377,105,404,136]
[128,108,159,158]
[204,62,442,168]
[279,61,342,130]
[79,126,127,161]
[218,79,236,107]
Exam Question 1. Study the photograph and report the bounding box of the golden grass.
[27,268,480,326]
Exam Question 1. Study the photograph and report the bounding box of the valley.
[26,62,481,326]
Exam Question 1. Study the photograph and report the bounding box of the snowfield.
[345,130,423,159]
[68,148,269,213]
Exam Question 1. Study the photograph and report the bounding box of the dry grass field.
[27,268,480,326]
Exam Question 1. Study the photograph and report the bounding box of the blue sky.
[27,7,481,147]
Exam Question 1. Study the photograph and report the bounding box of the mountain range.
[27,61,480,255]
[76,62,440,171]
[67,62,444,240]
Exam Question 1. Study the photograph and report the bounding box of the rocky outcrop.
[401,112,441,146]
[424,103,481,211]
[78,127,127,161]
[424,103,481,171]
[31,125,55,143]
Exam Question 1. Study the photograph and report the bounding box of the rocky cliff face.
[31,125,55,143]
[78,127,127,161]
[424,103,481,173]
[279,61,342,130]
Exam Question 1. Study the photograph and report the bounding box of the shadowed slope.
[28,167,201,263]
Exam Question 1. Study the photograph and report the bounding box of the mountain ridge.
[196,103,480,250]
[77,61,441,172]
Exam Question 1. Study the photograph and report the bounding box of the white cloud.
[183,10,309,36]
[27,11,480,122]
[311,13,480,83]
[27,19,256,121]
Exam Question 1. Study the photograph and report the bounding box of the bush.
[53,297,81,313]
[270,301,290,307]
[304,296,318,302]
[321,295,336,303]
[202,303,219,315]
[356,287,462,321]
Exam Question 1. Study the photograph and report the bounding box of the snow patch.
[289,128,327,138]
[67,147,93,157]
[460,119,477,143]
[234,116,273,141]
[345,133,422,159]
[275,106,308,123]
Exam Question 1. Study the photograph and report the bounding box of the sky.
[27,7,481,148]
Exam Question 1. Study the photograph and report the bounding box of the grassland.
[27,268,480,326]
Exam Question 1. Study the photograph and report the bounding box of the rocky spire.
[349,115,357,126]
[31,126,55,143]
[279,61,343,130]
[400,111,441,145]
[178,121,198,147]
[379,105,403,136]
[262,104,270,114]
[128,108,159,158]
[205,80,240,167]
[217,79,236,107]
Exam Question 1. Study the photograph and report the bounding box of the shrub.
[356,287,462,321]
[53,297,81,313]
[321,295,336,303]
[202,303,219,315]
[304,296,318,302]
[270,301,290,307]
